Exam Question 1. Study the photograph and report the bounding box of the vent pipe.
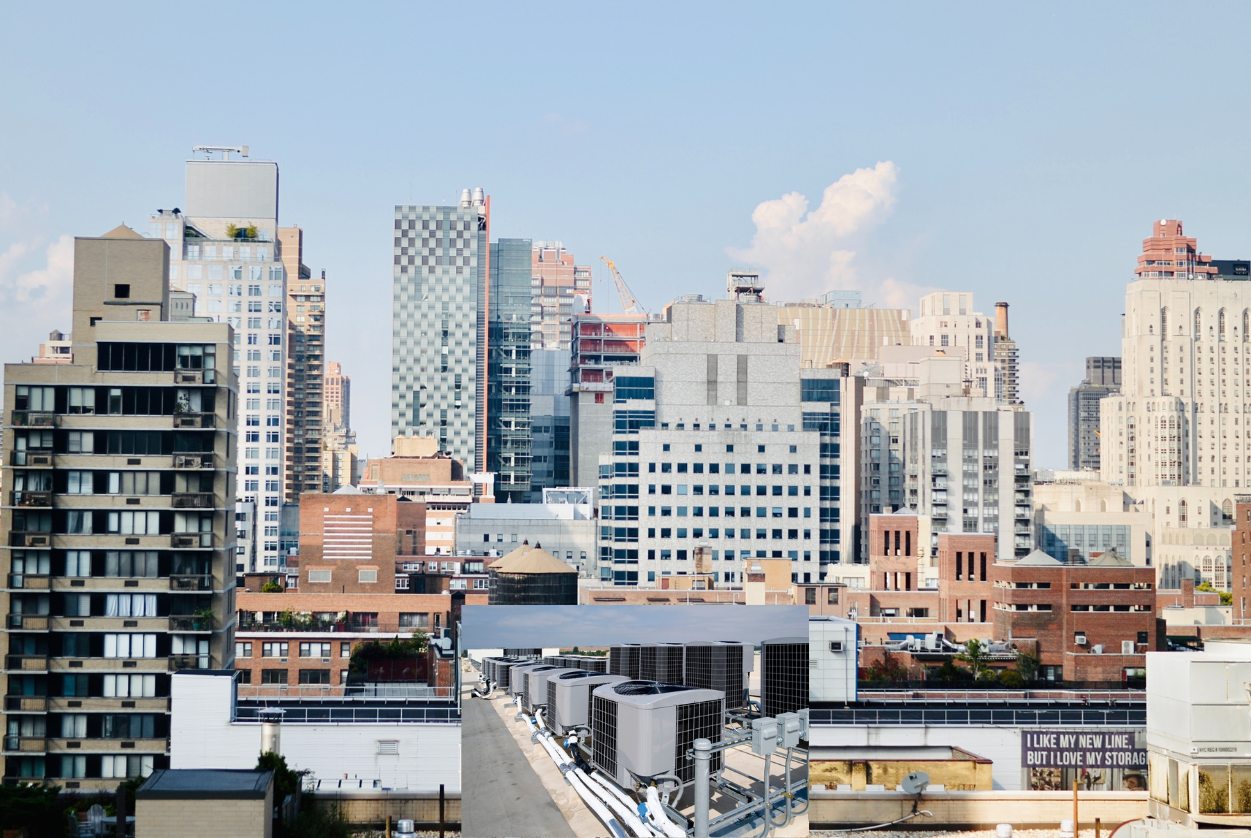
[259,707,284,755]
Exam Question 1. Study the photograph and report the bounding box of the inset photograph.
[461,605,809,838]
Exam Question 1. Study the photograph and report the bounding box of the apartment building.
[1101,219,1250,488]
[910,292,996,398]
[593,273,862,586]
[150,153,286,570]
[358,438,474,556]
[391,189,489,473]
[530,241,591,351]
[2,227,236,788]
[279,228,326,501]
[992,302,1021,405]
[1067,356,1122,471]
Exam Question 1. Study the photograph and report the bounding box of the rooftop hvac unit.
[522,666,563,712]
[718,640,755,675]
[591,681,725,788]
[571,656,608,673]
[508,662,548,697]
[486,657,525,689]
[640,643,686,685]
[684,641,746,710]
[525,667,580,713]
[810,616,859,703]
[548,671,629,735]
[609,644,643,679]
[760,637,809,718]
[505,648,542,658]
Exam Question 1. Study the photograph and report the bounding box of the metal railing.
[171,533,213,548]
[168,616,213,632]
[173,413,215,429]
[170,574,212,591]
[10,411,56,428]
[237,684,455,700]
[234,702,458,724]
[168,654,209,671]
[171,493,214,509]
[853,688,1146,703]
[10,491,52,508]
[810,706,1145,727]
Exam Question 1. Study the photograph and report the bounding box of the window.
[262,642,289,658]
[299,669,330,685]
[261,669,288,685]
[340,642,351,658]
[299,642,332,658]
[236,642,253,659]
[358,569,378,583]
[399,613,429,628]
[114,284,130,299]
[104,634,157,658]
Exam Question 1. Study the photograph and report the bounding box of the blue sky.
[462,605,808,649]
[1,2,1247,467]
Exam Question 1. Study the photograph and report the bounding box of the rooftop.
[136,768,272,800]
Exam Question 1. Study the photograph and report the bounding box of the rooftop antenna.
[191,145,250,161]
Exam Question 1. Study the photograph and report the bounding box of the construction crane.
[600,256,644,315]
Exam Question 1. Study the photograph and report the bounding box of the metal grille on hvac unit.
[609,644,642,679]
[640,643,685,685]
[675,699,723,783]
[592,694,618,780]
[684,642,745,709]
[505,648,542,658]
[576,656,608,673]
[760,637,809,718]
[550,671,629,736]
[522,666,559,712]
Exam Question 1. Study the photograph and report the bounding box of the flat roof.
[136,769,272,800]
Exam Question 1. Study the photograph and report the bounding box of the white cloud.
[0,193,74,369]
[728,161,935,309]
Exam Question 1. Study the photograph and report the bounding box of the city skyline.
[1,3,1248,470]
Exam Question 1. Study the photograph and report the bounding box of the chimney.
[259,707,284,755]
[994,302,1010,338]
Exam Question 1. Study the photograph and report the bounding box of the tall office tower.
[568,312,652,489]
[391,189,489,473]
[1101,220,1250,488]
[1068,356,1122,471]
[529,348,572,498]
[903,400,1034,562]
[1,227,236,788]
[593,272,862,586]
[150,150,286,571]
[910,292,995,398]
[279,229,325,501]
[325,362,351,430]
[992,302,1021,405]
[530,242,591,350]
[488,238,533,502]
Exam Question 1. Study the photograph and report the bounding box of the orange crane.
[600,256,644,315]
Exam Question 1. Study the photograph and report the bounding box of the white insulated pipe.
[645,785,687,838]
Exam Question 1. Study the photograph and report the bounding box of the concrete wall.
[811,789,1148,829]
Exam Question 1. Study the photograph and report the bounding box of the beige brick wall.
[137,792,271,838]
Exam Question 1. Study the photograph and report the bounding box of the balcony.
[171,492,213,509]
[168,654,208,671]
[10,451,53,467]
[173,413,215,429]
[5,655,47,672]
[173,454,210,469]
[171,533,210,549]
[9,574,49,590]
[2,736,45,753]
[5,696,47,712]
[10,491,51,508]
[168,615,213,632]
[12,533,51,548]
[10,411,56,428]
[169,574,212,592]
[7,615,48,630]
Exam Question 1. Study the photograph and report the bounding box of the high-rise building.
[150,151,286,571]
[1100,220,1250,488]
[487,238,533,502]
[391,189,489,474]
[568,312,653,489]
[325,362,351,430]
[1068,356,1121,471]
[910,292,996,398]
[2,226,236,788]
[529,348,572,497]
[530,242,591,351]
[992,302,1021,405]
[321,427,358,493]
[776,292,912,368]
[279,230,325,501]
[592,273,862,586]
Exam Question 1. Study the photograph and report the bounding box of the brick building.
[869,511,920,592]
[295,489,426,593]
[1235,495,1251,620]
[937,532,997,623]
[992,549,1156,682]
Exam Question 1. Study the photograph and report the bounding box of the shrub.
[997,669,1025,688]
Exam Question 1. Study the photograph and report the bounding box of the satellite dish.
[901,771,930,796]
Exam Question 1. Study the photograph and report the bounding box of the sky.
[462,604,808,649]
[1,2,1248,468]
